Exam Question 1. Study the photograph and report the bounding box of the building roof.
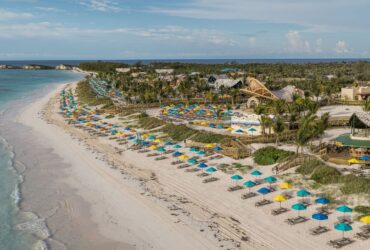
[350,112,370,128]
[335,133,370,148]
[272,85,304,102]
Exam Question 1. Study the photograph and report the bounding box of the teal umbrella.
[189,147,198,152]
[188,158,198,165]
[292,203,307,216]
[336,205,352,213]
[205,167,217,173]
[264,176,277,183]
[173,144,182,149]
[335,223,352,238]
[243,180,256,192]
[197,151,206,155]
[231,175,243,181]
[157,147,166,153]
[250,170,262,176]
[297,189,311,197]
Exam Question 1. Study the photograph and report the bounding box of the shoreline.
[16,82,369,250]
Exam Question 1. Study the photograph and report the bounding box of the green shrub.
[311,165,341,184]
[296,160,321,175]
[192,132,228,143]
[354,206,370,214]
[340,174,370,194]
[162,124,197,141]
[253,146,294,165]
[138,116,164,129]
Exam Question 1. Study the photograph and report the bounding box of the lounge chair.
[316,207,330,215]
[327,238,354,248]
[355,230,370,240]
[255,199,272,207]
[337,216,352,224]
[309,226,330,235]
[271,207,289,216]
[241,192,257,199]
[197,173,210,178]
[285,216,309,225]
[185,168,200,172]
[177,164,190,169]
[228,185,244,192]
[203,177,219,183]
[155,156,167,161]
[171,160,183,165]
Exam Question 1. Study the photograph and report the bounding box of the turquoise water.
[0,70,83,250]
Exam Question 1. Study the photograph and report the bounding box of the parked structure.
[341,86,370,100]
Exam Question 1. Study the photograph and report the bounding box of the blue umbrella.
[231,175,243,181]
[124,127,131,131]
[164,141,174,146]
[257,187,271,195]
[335,223,352,238]
[141,141,149,146]
[315,197,330,205]
[359,155,370,161]
[205,167,217,173]
[133,139,141,143]
[297,189,311,197]
[312,213,328,226]
[213,146,223,151]
[235,129,244,133]
[198,163,208,169]
[250,170,262,176]
[172,151,182,157]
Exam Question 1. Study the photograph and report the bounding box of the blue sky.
[0,0,369,60]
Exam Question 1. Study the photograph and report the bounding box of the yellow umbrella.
[149,145,157,150]
[348,158,361,164]
[179,155,189,160]
[360,215,370,224]
[274,195,288,202]
[205,143,214,148]
[154,139,162,143]
[142,133,149,138]
[226,127,233,131]
[279,182,293,189]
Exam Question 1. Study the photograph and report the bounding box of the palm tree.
[273,116,286,145]
[296,113,318,154]
[272,99,286,116]
[316,112,330,146]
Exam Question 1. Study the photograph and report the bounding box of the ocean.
[0,70,84,250]
[1,58,370,67]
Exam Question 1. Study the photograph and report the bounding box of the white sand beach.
[17,83,369,250]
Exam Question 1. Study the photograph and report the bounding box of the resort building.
[116,68,131,73]
[155,69,174,75]
[341,86,370,100]
[335,112,370,159]
[207,75,243,90]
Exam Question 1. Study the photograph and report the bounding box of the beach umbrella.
[279,182,293,189]
[189,147,198,152]
[205,143,214,148]
[173,144,182,149]
[250,170,262,176]
[172,151,182,157]
[297,189,311,197]
[291,203,307,216]
[315,197,330,205]
[133,139,141,143]
[336,205,352,219]
[257,187,271,199]
[148,135,156,141]
[149,145,157,150]
[164,141,174,146]
[179,155,189,160]
[124,127,131,131]
[205,167,217,173]
[243,180,256,192]
[198,163,208,169]
[359,155,370,161]
[231,175,243,181]
[264,176,277,183]
[360,215,370,224]
[334,223,352,238]
[157,147,166,153]
[154,139,162,143]
[197,151,206,155]
[188,158,198,165]
[274,194,288,208]
[312,213,328,227]
[141,141,149,146]
[213,146,223,151]
[348,158,361,164]
[217,125,224,129]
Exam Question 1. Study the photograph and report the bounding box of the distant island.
[0,64,77,70]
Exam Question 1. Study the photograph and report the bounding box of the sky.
[0,0,369,60]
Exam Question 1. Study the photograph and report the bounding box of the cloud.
[35,7,64,12]
[0,8,33,20]
[286,31,310,53]
[334,41,350,53]
[80,0,122,12]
